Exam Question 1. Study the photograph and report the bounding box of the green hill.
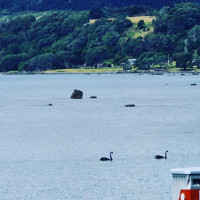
[1,2,200,72]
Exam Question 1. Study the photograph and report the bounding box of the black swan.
[155,150,168,159]
[100,152,113,161]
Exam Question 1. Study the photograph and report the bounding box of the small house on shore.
[127,59,137,66]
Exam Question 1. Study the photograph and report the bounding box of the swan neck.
[165,152,167,159]
[110,153,113,160]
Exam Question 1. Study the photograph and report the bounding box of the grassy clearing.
[127,16,155,23]
[125,22,153,39]
[90,16,155,39]
[5,71,19,74]
[4,67,200,75]
[42,68,123,74]
[89,16,155,24]
[132,27,153,38]
[167,68,200,73]
[89,18,113,24]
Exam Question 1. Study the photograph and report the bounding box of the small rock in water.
[71,89,83,99]
[125,104,135,107]
[190,83,197,86]
[90,96,97,99]
[48,103,53,106]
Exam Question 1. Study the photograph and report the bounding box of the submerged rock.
[125,104,135,107]
[90,96,97,99]
[71,89,83,99]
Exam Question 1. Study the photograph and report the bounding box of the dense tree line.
[0,0,199,12]
[1,2,200,72]
[148,1,200,70]
[0,9,133,71]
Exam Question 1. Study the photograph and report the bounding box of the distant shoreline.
[1,68,200,75]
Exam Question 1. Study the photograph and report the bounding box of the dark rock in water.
[191,83,197,86]
[48,103,53,106]
[90,96,97,99]
[71,89,83,99]
[125,104,135,107]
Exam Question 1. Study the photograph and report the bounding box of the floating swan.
[100,152,113,161]
[155,150,168,159]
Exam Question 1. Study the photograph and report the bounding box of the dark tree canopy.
[1,2,200,71]
[137,19,145,30]
[89,8,104,19]
[1,0,200,12]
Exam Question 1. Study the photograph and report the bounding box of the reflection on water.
[0,74,199,200]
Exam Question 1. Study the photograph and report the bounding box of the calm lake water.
[0,73,200,200]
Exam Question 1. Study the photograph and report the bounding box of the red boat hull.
[178,189,200,200]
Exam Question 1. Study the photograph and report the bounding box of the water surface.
[0,74,199,200]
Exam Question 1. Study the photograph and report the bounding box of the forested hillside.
[0,0,199,12]
[1,2,200,72]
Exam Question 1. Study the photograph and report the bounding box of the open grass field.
[3,67,200,75]
[127,16,155,23]
[89,18,113,24]
[126,25,154,38]
[42,68,123,74]
[89,16,155,24]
